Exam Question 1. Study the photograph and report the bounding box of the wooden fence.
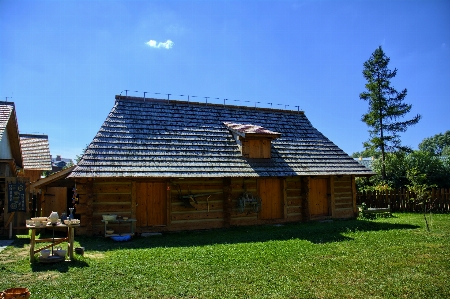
[357,188,450,213]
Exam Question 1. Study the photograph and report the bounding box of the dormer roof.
[223,122,281,139]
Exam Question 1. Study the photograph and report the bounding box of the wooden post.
[282,178,287,219]
[351,175,357,217]
[330,176,335,218]
[85,179,94,236]
[68,226,75,260]
[301,177,310,222]
[131,181,137,229]
[29,228,36,263]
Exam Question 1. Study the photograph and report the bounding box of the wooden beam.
[352,175,357,217]
[282,178,287,219]
[301,177,310,222]
[223,177,232,227]
[330,176,335,218]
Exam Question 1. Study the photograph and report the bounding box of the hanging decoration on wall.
[71,185,79,216]
[7,178,27,212]
[237,192,261,214]
[173,183,222,208]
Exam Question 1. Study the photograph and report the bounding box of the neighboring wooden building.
[31,166,76,221]
[19,134,52,219]
[68,95,373,236]
[0,101,25,236]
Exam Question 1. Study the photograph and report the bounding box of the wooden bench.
[360,205,391,217]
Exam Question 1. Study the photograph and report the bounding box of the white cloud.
[145,39,174,49]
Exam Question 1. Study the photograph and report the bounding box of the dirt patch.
[84,252,106,259]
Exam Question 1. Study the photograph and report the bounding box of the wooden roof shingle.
[19,134,52,171]
[69,96,374,178]
[0,101,22,167]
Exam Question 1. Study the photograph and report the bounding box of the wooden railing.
[357,188,450,213]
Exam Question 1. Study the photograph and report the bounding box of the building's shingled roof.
[0,102,14,142]
[0,101,23,167]
[354,158,374,170]
[19,134,52,170]
[69,96,374,178]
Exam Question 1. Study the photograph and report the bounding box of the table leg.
[29,229,36,263]
[68,227,74,260]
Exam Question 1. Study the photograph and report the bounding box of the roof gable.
[70,96,373,178]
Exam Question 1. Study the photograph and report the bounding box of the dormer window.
[223,122,281,159]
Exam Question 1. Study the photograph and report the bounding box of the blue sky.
[1,0,449,161]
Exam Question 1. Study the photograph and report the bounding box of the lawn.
[1,213,449,299]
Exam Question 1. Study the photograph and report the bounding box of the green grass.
[1,213,449,298]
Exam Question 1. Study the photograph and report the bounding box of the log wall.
[73,175,356,236]
[333,175,356,218]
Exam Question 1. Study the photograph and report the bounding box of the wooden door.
[258,178,283,219]
[309,178,329,216]
[136,182,167,227]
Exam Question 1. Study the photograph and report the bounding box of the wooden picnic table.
[27,223,80,263]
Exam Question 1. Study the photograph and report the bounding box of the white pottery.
[48,211,59,223]
[40,249,51,258]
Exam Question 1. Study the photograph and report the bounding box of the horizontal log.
[231,210,258,217]
[334,176,351,182]
[334,209,354,218]
[286,180,301,189]
[95,194,131,203]
[334,181,351,188]
[171,201,224,212]
[335,202,353,209]
[287,199,301,206]
[335,194,352,200]
[286,214,302,221]
[287,206,302,214]
[171,211,224,221]
[171,183,223,191]
[334,187,352,193]
[35,237,68,243]
[286,189,301,197]
[335,197,352,204]
[93,203,132,213]
[74,183,89,194]
[229,218,259,226]
[93,183,131,194]
[169,219,224,231]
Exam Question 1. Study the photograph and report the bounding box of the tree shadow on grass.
[30,258,89,273]
[74,218,420,253]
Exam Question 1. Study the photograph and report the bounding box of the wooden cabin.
[67,95,373,236]
[0,101,25,236]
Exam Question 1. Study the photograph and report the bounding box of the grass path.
[1,213,449,298]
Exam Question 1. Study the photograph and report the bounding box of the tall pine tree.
[360,46,421,180]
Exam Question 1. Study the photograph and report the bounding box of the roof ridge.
[114,95,305,115]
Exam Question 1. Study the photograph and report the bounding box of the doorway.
[136,182,167,227]
[309,178,329,217]
[258,178,283,220]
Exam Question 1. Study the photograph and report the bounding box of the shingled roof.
[19,134,52,171]
[69,96,373,178]
[0,101,22,167]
